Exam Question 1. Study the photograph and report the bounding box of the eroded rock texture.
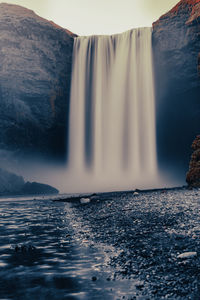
[186,135,200,187]
[0,3,74,161]
[153,0,200,171]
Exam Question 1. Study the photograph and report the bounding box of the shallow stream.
[0,196,136,300]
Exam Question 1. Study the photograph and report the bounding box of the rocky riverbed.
[0,188,200,299]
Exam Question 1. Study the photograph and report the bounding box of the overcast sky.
[1,0,180,35]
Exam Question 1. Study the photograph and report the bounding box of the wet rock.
[14,244,36,253]
[92,276,97,281]
[186,135,200,187]
[135,281,144,290]
[14,245,20,253]
[106,277,111,281]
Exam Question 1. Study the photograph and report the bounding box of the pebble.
[92,276,97,281]
[106,277,111,281]
[80,198,91,204]
[135,281,144,290]
[177,252,197,259]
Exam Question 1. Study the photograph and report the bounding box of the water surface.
[0,196,136,300]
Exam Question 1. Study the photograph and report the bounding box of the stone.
[92,276,97,281]
[186,135,200,187]
[80,198,91,204]
[0,3,75,161]
[177,252,197,259]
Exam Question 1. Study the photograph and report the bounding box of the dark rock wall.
[153,0,200,171]
[0,3,74,161]
[0,167,59,195]
[186,135,200,186]
[0,167,24,194]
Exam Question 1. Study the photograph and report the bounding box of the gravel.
[62,187,200,299]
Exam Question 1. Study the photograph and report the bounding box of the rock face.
[0,3,74,161]
[0,167,59,195]
[186,135,200,187]
[153,0,200,171]
[21,181,59,195]
[0,168,25,194]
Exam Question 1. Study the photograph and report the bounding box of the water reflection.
[0,198,135,299]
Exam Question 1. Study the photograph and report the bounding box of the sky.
[1,0,180,35]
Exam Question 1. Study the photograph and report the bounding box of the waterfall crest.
[68,28,158,192]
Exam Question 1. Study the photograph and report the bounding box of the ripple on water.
[0,260,9,267]
[0,198,137,300]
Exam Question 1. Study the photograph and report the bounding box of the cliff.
[186,135,200,187]
[0,167,58,195]
[0,167,24,194]
[0,3,74,161]
[153,0,200,171]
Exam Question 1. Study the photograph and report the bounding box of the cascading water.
[67,27,159,193]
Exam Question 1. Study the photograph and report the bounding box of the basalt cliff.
[186,135,200,187]
[0,3,74,161]
[153,0,200,171]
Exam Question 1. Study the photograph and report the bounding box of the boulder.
[153,0,200,171]
[0,3,75,161]
[186,135,200,187]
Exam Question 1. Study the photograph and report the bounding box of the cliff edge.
[153,0,200,171]
[0,3,75,161]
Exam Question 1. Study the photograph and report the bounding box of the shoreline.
[62,187,200,298]
[0,187,199,298]
[53,185,189,203]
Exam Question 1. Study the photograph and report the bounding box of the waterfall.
[67,28,158,193]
